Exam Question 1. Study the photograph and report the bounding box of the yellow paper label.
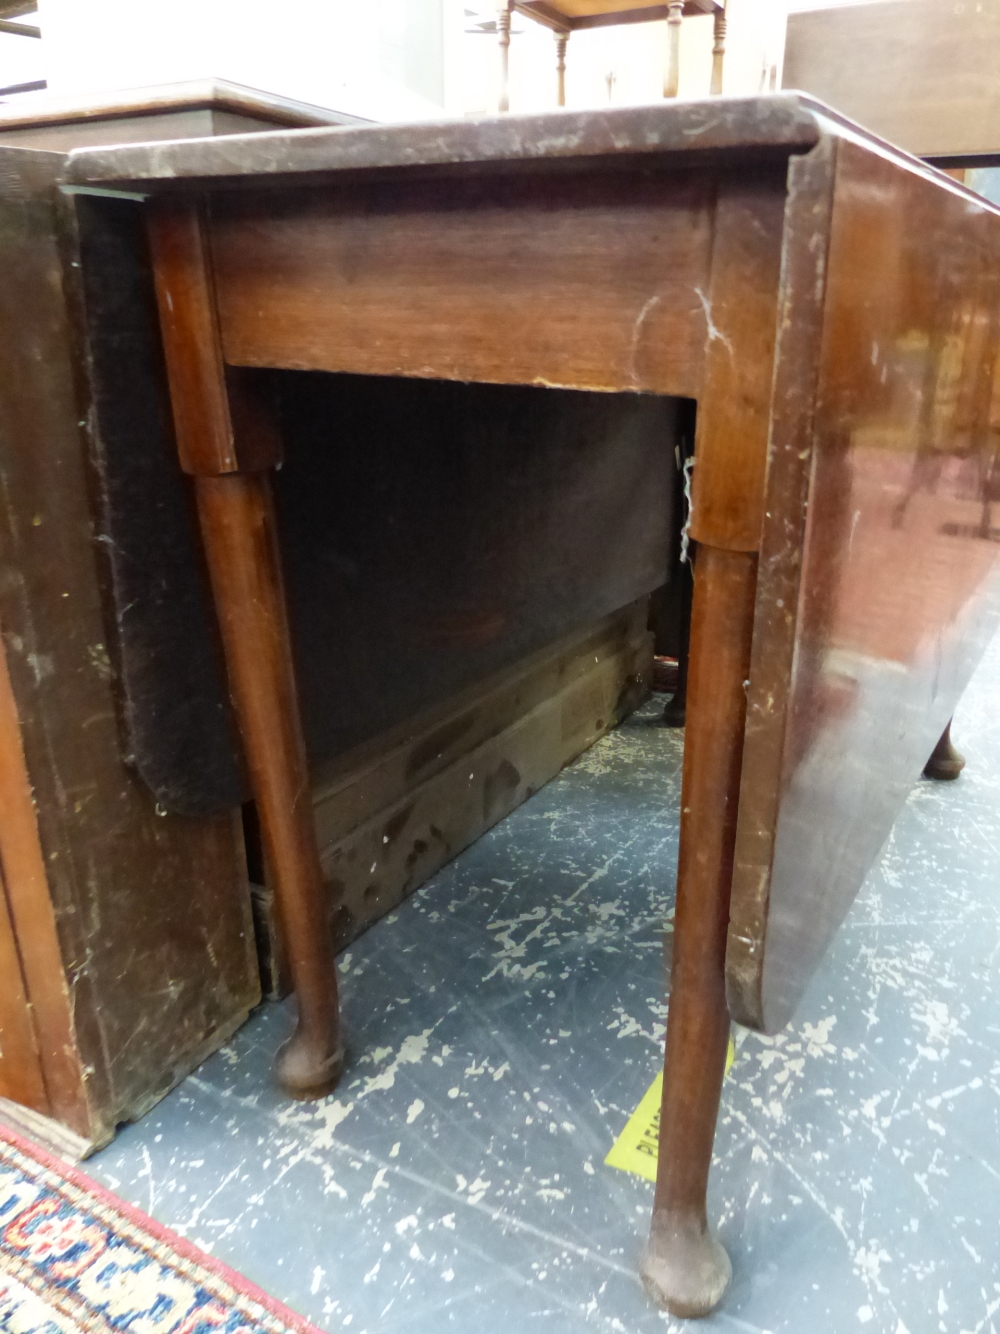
[604,1037,735,1183]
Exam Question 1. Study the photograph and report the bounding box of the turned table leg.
[923,717,965,781]
[497,2,512,113]
[640,545,757,1318]
[710,3,726,96]
[664,0,684,99]
[554,29,569,108]
[147,201,344,1099]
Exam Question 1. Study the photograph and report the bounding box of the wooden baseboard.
[254,603,652,997]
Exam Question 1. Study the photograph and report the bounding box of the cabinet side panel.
[0,148,259,1140]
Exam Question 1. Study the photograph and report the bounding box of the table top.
[63,93,898,192]
[63,92,985,202]
[514,0,720,30]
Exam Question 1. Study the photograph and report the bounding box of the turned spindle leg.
[664,1,684,98]
[554,29,569,107]
[497,2,512,113]
[640,545,757,1318]
[710,3,726,95]
[923,718,966,781]
[147,201,344,1100]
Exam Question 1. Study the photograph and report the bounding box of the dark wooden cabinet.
[0,82,363,1149]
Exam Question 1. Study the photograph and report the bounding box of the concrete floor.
[91,632,1000,1334]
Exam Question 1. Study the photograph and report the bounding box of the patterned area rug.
[0,1124,322,1334]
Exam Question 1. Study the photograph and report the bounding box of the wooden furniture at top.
[0,77,360,151]
[498,0,725,111]
[65,94,1000,1312]
[0,0,37,44]
[0,81,362,1150]
[782,0,1000,164]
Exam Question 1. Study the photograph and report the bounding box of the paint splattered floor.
[90,633,1000,1334]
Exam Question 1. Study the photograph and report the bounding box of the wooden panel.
[688,166,788,550]
[255,602,655,994]
[209,170,716,397]
[312,602,652,849]
[0,867,47,1113]
[0,630,80,1125]
[729,139,1000,1031]
[322,610,652,950]
[725,137,836,1027]
[782,0,1000,159]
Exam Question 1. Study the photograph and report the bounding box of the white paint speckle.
[361,1167,389,1208]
